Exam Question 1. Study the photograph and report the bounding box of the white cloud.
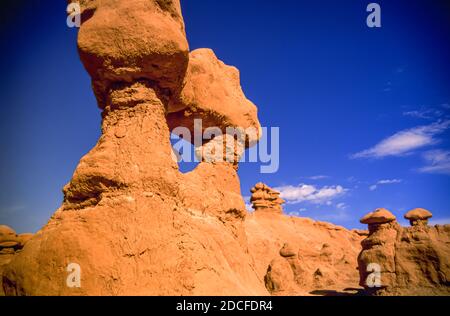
[243,196,253,212]
[336,203,347,210]
[403,104,449,120]
[351,120,450,159]
[403,107,446,120]
[308,175,329,180]
[275,184,347,205]
[369,179,402,191]
[418,150,450,175]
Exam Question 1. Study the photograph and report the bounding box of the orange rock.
[358,208,450,295]
[404,208,433,226]
[360,208,396,225]
[250,183,285,213]
[74,0,189,107]
[167,48,262,146]
[1,0,449,298]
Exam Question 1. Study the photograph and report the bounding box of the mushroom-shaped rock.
[73,0,189,106]
[168,48,262,150]
[404,208,433,226]
[0,225,18,250]
[0,225,16,242]
[250,183,285,213]
[360,208,396,225]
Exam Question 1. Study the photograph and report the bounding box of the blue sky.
[0,0,449,233]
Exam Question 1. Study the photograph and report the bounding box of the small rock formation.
[404,208,433,227]
[0,226,33,255]
[250,183,285,214]
[0,226,33,296]
[264,243,306,295]
[358,208,399,294]
[358,208,450,295]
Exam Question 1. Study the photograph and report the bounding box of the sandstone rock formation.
[2,0,267,296]
[250,183,285,214]
[404,208,433,227]
[358,208,450,296]
[0,226,33,296]
[264,243,306,295]
[245,206,364,296]
[74,0,189,106]
[1,0,449,297]
[167,48,262,146]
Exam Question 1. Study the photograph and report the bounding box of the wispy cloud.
[403,103,449,120]
[351,120,450,159]
[418,150,450,175]
[369,179,402,191]
[275,184,347,205]
[287,208,308,217]
[336,202,348,210]
[307,175,329,180]
[403,109,444,120]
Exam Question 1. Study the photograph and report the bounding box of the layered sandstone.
[250,183,285,214]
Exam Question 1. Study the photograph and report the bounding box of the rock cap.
[360,208,396,225]
[404,208,433,221]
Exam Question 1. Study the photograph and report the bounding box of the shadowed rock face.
[358,209,450,296]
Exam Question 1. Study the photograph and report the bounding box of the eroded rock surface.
[358,208,450,296]
[0,226,33,296]
[250,183,285,214]
[1,0,266,296]
[74,0,189,106]
[245,210,364,296]
[1,1,449,297]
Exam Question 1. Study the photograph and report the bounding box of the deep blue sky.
[0,0,449,233]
